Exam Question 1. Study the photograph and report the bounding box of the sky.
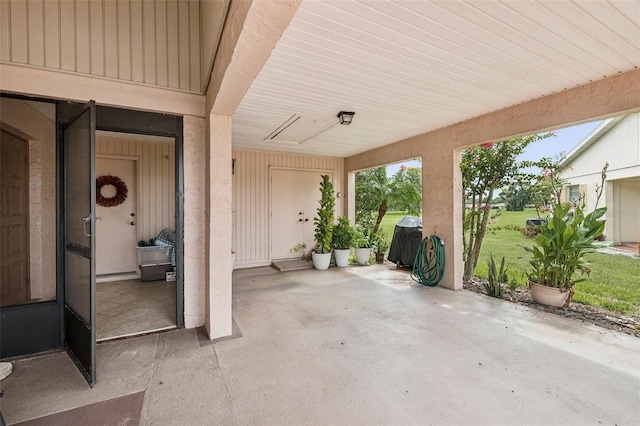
[385,119,603,176]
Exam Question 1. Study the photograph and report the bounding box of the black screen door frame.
[0,93,185,384]
[61,100,97,386]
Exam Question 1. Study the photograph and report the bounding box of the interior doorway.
[94,132,177,341]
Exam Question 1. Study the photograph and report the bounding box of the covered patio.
[3,266,638,424]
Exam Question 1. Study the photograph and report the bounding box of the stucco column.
[205,113,233,339]
[346,172,356,223]
[422,146,463,290]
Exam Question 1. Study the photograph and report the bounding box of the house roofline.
[561,116,624,166]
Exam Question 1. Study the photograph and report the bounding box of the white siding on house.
[232,149,344,268]
[561,113,640,243]
[1,0,203,92]
[563,114,640,182]
[97,134,176,241]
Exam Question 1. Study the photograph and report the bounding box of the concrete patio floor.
[2,265,639,425]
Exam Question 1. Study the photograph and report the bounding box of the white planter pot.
[355,248,371,265]
[231,253,237,270]
[312,252,332,270]
[529,281,572,308]
[334,249,351,267]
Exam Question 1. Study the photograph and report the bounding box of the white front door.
[96,157,138,275]
[271,169,331,260]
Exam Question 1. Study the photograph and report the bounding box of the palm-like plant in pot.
[312,175,335,270]
[332,216,354,267]
[523,162,609,308]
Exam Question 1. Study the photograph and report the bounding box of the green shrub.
[484,255,507,297]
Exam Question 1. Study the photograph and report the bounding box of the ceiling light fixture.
[337,111,355,125]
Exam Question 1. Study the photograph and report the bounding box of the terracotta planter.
[355,248,371,265]
[529,281,573,308]
[312,252,332,270]
[334,249,350,267]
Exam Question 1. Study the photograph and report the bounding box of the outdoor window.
[568,184,581,205]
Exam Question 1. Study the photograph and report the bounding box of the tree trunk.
[462,191,467,258]
[463,187,494,282]
[373,199,388,234]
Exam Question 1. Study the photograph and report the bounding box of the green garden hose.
[411,235,446,286]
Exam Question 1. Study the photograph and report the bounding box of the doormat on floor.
[15,390,145,426]
[271,259,313,272]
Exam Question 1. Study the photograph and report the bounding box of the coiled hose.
[411,235,446,286]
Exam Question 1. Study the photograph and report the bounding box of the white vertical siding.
[232,149,344,268]
[97,135,176,241]
[1,0,203,92]
[564,114,640,178]
[560,113,640,242]
[200,0,229,88]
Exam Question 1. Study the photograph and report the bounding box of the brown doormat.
[15,391,145,426]
[271,259,313,271]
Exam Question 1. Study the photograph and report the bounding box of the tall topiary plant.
[314,175,335,254]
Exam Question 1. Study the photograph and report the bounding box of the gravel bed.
[465,277,640,338]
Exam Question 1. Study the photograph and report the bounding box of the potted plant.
[372,231,390,264]
[332,216,354,267]
[522,163,609,308]
[523,203,607,307]
[312,175,335,270]
[353,225,374,265]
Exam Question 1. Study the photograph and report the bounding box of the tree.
[388,165,422,214]
[461,133,554,282]
[502,183,531,211]
[355,167,388,228]
[355,165,422,233]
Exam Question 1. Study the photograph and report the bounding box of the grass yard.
[378,211,411,241]
[478,208,640,316]
[377,209,640,316]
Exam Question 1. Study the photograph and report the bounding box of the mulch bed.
[465,277,640,338]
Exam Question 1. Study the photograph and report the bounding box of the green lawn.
[478,209,640,316]
[377,209,640,316]
[378,211,409,241]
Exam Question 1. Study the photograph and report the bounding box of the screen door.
[62,100,97,386]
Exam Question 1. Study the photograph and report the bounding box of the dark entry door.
[62,101,97,386]
[0,130,30,306]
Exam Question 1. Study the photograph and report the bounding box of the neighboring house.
[0,0,638,386]
[560,114,640,245]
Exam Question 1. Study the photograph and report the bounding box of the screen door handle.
[82,216,102,237]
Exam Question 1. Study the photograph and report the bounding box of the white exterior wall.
[0,0,203,92]
[232,149,344,268]
[561,113,640,242]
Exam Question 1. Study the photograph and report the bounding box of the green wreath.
[96,175,128,207]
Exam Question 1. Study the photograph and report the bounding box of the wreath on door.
[96,175,128,207]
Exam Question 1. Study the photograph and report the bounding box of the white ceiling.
[232,0,640,158]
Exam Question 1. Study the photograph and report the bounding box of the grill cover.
[387,216,423,267]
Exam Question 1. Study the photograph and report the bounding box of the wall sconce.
[337,111,355,125]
